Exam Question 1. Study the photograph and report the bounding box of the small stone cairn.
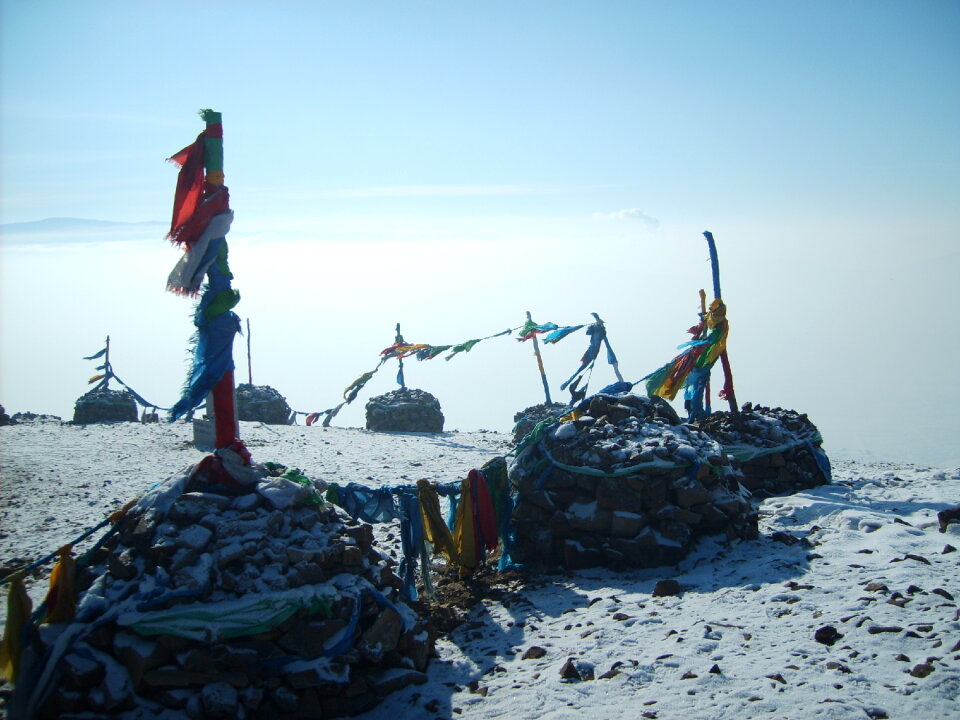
[509,392,758,571]
[20,467,433,719]
[236,383,293,425]
[695,403,830,498]
[72,386,138,424]
[511,402,569,445]
[365,389,444,433]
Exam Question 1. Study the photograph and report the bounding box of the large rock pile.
[236,384,293,425]
[695,403,830,497]
[0,404,14,426]
[509,393,757,571]
[365,389,444,433]
[15,467,434,720]
[511,402,568,445]
[73,387,139,424]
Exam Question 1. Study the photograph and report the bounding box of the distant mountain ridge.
[1,217,164,233]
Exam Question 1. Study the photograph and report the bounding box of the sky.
[1,1,958,465]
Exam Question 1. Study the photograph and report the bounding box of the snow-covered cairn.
[14,466,433,719]
[72,386,138,425]
[512,402,568,445]
[695,403,831,497]
[365,388,444,433]
[508,392,758,571]
[235,383,293,425]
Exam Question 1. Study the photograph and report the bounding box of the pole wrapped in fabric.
[165,109,250,467]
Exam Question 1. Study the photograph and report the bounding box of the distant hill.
[1,217,165,233]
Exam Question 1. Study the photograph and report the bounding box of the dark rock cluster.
[511,402,568,444]
[509,393,758,571]
[694,403,830,497]
[236,384,294,425]
[21,470,434,719]
[0,404,13,426]
[365,389,444,433]
[72,387,138,425]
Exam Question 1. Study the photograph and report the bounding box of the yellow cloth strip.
[0,574,33,683]
[44,545,77,624]
[417,479,461,571]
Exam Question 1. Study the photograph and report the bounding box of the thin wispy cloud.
[592,208,660,229]
[313,184,567,199]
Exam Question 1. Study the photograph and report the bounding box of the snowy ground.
[1,419,958,719]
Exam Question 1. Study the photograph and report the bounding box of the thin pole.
[104,335,111,389]
[699,289,711,414]
[395,323,406,389]
[246,318,253,385]
[526,311,552,404]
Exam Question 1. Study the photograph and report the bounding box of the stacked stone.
[511,402,568,444]
[0,403,14,426]
[695,403,830,498]
[26,471,433,720]
[509,393,758,571]
[236,383,293,425]
[365,389,444,433]
[72,386,139,424]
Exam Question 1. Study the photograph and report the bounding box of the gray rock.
[235,383,292,425]
[73,386,138,424]
[201,681,239,718]
[365,388,444,433]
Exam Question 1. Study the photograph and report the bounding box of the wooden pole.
[246,318,253,386]
[104,335,111,389]
[395,323,406,389]
[526,311,552,404]
[699,289,711,414]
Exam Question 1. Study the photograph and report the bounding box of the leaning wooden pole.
[703,231,739,417]
[246,317,253,386]
[165,109,250,465]
[526,311,552,404]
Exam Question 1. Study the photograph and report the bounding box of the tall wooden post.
[103,335,111,389]
[165,109,249,463]
[526,311,552,404]
[395,323,406,389]
[246,318,253,386]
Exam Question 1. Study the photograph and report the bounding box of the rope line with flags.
[82,338,169,412]
[294,315,622,426]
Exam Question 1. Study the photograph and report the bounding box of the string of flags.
[299,314,623,426]
[82,338,168,411]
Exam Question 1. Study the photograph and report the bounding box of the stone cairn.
[511,402,569,445]
[236,383,293,425]
[19,467,434,719]
[72,386,139,424]
[509,393,758,571]
[0,403,14,426]
[695,403,830,498]
[365,389,444,433]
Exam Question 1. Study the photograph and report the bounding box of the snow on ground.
[1,419,958,719]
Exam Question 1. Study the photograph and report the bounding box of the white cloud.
[592,208,660,229]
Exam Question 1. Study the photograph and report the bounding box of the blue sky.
[2,1,959,464]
